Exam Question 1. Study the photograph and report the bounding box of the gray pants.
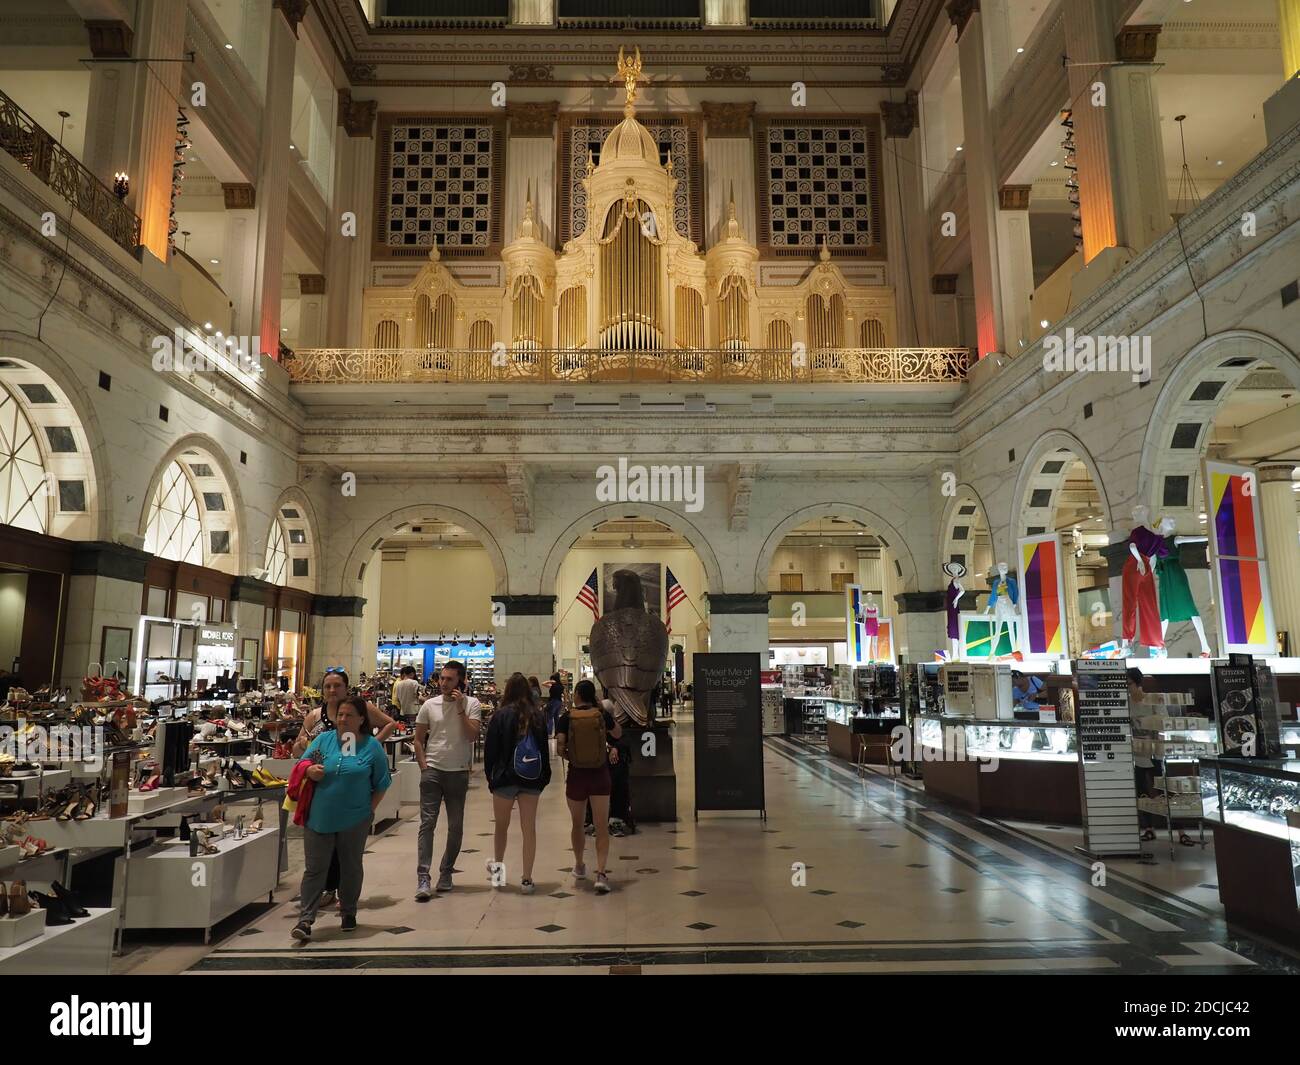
[299,817,371,924]
[417,768,469,877]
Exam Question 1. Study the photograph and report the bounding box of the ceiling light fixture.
[1017,47,1025,53]
[1040,319,1050,328]
[224,43,234,49]
[209,258,219,265]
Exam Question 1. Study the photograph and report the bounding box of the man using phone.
[413,661,481,899]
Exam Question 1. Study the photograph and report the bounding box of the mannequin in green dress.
[1156,515,1211,656]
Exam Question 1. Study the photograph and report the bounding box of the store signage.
[1017,534,1067,659]
[199,628,235,644]
[693,653,765,816]
[1074,659,1140,857]
[1203,460,1277,655]
[1212,658,1266,758]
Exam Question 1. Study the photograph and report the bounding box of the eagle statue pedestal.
[590,568,677,822]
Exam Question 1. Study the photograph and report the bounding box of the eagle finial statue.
[589,568,669,726]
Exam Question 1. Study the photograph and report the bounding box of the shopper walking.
[292,697,391,941]
[392,665,422,721]
[556,679,622,894]
[546,673,565,737]
[413,660,482,898]
[291,669,396,907]
[482,673,551,893]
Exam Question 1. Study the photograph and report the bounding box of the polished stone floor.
[113,720,1300,975]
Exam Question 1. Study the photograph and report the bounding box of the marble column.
[60,543,149,691]
[881,91,932,345]
[1259,463,1300,655]
[325,91,375,348]
[1061,5,1170,259]
[222,185,259,339]
[491,595,556,686]
[893,591,947,660]
[122,0,186,261]
[706,594,769,656]
[996,186,1035,352]
[252,4,298,357]
[702,103,756,249]
[930,274,961,346]
[308,597,369,680]
[80,21,135,188]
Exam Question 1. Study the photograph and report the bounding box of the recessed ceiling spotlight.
[289,144,296,150]
[1216,160,1223,166]
[1040,319,1050,328]
[224,43,233,49]
[1017,47,1025,53]
[955,144,963,151]
[1050,160,1059,167]
[203,322,212,330]
[209,258,219,264]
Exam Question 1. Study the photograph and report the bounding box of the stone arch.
[751,503,920,596]
[137,435,246,575]
[338,503,510,598]
[0,331,109,540]
[1137,329,1300,522]
[538,503,725,597]
[938,483,993,590]
[260,486,322,593]
[1009,429,1113,561]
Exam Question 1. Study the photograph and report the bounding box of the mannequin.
[862,592,879,662]
[984,562,1019,657]
[1155,515,1211,656]
[943,561,966,660]
[1122,504,1166,654]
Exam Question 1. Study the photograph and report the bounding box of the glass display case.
[1200,757,1300,842]
[824,698,901,730]
[917,715,1077,762]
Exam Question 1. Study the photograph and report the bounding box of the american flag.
[666,567,688,635]
[577,568,600,620]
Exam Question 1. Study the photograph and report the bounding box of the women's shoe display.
[1122,504,1166,651]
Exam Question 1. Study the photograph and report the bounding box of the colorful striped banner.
[1204,460,1275,655]
[1018,534,1067,658]
[845,584,865,664]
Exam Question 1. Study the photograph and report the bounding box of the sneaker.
[572,863,588,881]
[291,921,312,941]
[520,878,536,895]
[319,889,337,908]
[340,914,357,932]
[486,859,504,888]
[594,872,611,895]
[415,875,433,901]
[436,873,454,893]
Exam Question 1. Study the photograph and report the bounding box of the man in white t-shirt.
[413,661,482,898]
[392,665,421,720]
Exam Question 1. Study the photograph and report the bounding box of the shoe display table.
[0,907,117,975]
[373,764,408,829]
[400,758,422,803]
[3,769,71,798]
[124,828,280,943]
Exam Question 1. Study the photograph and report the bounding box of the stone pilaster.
[325,95,375,348]
[491,596,556,685]
[253,12,297,357]
[705,593,769,656]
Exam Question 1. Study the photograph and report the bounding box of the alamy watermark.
[1042,327,1151,383]
[595,457,704,513]
[1,725,104,771]
[151,328,264,375]
[889,723,998,773]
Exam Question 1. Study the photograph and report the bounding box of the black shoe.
[291,921,312,941]
[340,914,357,932]
[28,891,74,925]
[50,881,90,918]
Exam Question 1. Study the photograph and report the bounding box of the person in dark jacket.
[482,672,551,894]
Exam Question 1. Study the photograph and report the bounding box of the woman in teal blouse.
[292,697,391,941]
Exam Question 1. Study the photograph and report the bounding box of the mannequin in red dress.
[1122,504,1166,652]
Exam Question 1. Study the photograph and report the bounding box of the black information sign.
[1214,658,1265,758]
[693,652,766,819]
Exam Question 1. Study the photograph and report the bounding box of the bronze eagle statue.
[590,569,669,726]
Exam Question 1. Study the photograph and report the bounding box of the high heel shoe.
[8,880,32,917]
[75,792,96,821]
[50,881,89,918]
[138,774,160,793]
[192,829,219,855]
[56,795,81,821]
[27,890,73,925]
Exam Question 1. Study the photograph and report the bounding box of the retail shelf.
[0,907,117,975]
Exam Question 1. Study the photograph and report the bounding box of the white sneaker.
[594,872,611,895]
[415,875,432,901]
[486,859,505,888]
[572,863,587,881]
[520,878,536,895]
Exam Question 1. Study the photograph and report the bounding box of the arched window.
[264,519,288,586]
[145,461,202,564]
[0,383,47,533]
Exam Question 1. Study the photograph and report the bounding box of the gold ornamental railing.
[0,88,142,256]
[284,347,971,385]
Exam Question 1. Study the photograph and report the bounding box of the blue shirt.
[302,731,392,834]
[1013,675,1045,710]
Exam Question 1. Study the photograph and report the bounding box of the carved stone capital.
[728,462,757,532]
[880,64,909,85]
[337,89,377,138]
[222,183,255,210]
[505,101,558,137]
[299,274,326,295]
[1115,24,1161,63]
[701,101,755,138]
[273,0,309,37]
[946,0,979,39]
[998,185,1032,211]
[346,61,377,84]
[931,273,958,295]
[85,19,133,59]
[880,91,919,139]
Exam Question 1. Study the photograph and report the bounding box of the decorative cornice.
[707,593,770,615]
[946,0,979,39]
[705,63,751,83]
[881,91,919,139]
[1115,23,1161,63]
[273,0,310,37]
[230,576,274,604]
[337,89,377,137]
[1258,463,1299,485]
[492,594,556,616]
[222,182,256,210]
[85,19,133,59]
[998,184,1032,210]
[71,541,149,582]
[701,101,755,138]
[880,64,909,85]
[931,273,958,295]
[504,101,558,137]
[299,274,326,295]
[894,590,946,613]
[508,63,554,83]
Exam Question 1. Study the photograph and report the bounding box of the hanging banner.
[960,613,1017,659]
[1204,461,1276,655]
[1017,533,1068,659]
[845,584,865,664]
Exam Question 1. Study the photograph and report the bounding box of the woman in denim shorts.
[482,672,551,893]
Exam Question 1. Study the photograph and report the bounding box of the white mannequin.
[1156,515,1212,656]
[862,591,879,661]
[983,561,1018,657]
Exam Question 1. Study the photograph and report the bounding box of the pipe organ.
[599,198,663,351]
[717,273,750,351]
[558,286,588,349]
[674,287,704,349]
[511,272,545,351]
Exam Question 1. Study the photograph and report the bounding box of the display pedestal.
[400,760,422,804]
[921,756,1082,824]
[629,723,676,823]
[1211,821,1300,949]
[372,764,406,829]
[0,908,116,975]
[0,907,46,948]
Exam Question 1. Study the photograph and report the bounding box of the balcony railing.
[0,89,141,256]
[285,347,971,385]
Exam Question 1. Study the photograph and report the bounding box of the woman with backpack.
[555,679,622,894]
[482,672,551,894]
